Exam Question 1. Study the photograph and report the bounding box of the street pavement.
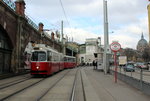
[82,66,150,101]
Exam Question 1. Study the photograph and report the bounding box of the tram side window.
[56,54,59,61]
[62,56,64,61]
[47,51,52,61]
[68,58,70,62]
[68,58,71,62]
[52,53,57,61]
[60,55,63,61]
[73,58,75,62]
[55,54,59,62]
[71,58,73,62]
[64,57,67,62]
[53,54,56,61]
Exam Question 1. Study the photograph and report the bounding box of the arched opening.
[0,25,12,74]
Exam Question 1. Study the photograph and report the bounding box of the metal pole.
[103,0,109,74]
[61,20,64,43]
[61,20,65,54]
[72,48,73,56]
[114,52,117,83]
[140,69,143,90]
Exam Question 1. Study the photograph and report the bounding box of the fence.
[110,66,150,96]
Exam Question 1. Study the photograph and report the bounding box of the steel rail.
[70,68,80,101]
[0,75,30,86]
[36,70,71,101]
[80,69,86,101]
[0,77,31,90]
[0,78,45,101]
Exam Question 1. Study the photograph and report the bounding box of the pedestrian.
[93,60,96,69]
[93,60,96,70]
[95,60,97,70]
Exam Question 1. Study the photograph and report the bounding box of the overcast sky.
[21,0,149,49]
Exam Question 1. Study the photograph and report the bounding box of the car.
[136,62,149,70]
[124,63,135,72]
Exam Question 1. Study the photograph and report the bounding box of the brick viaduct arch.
[0,0,62,73]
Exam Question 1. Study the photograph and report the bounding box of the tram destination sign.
[110,42,121,52]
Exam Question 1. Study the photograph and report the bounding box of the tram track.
[37,68,79,101]
[0,68,87,101]
[36,70,71,101]
[0,74,31,85]
[0,77,31,90]
[71,67,86,101]
[0,78,45,101]
[70,68,79,101]
[1,69,72,101]
[80,69,86,101]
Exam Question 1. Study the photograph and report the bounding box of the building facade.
[78,38,102,65]
[137,34,148,52]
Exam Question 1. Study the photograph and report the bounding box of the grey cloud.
[23,0,149,49]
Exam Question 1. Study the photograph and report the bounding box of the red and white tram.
[30,44,77,76]
[30,44,63,76]
[64,55,76,69]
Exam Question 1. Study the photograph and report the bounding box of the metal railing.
[110,66,150,83]
[2,0,15,11]
[110,66,150,95]
[1,0,38,30]
[25,15,38,30]
[1,0,61,43]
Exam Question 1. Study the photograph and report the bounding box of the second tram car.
[64,55,76,69]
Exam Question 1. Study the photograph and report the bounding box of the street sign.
[110,42,121,52]
[110,41,121,83]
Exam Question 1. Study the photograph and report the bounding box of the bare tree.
[123,48,136,61]
[142,47,150,62]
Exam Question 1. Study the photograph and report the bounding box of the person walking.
[93,60,96,70]
[95,60,97,70]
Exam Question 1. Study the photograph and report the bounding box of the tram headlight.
[36,66,39,69]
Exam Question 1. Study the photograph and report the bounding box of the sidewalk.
[82,67,150,101]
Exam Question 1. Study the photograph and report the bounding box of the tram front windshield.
[31,51,46,61]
